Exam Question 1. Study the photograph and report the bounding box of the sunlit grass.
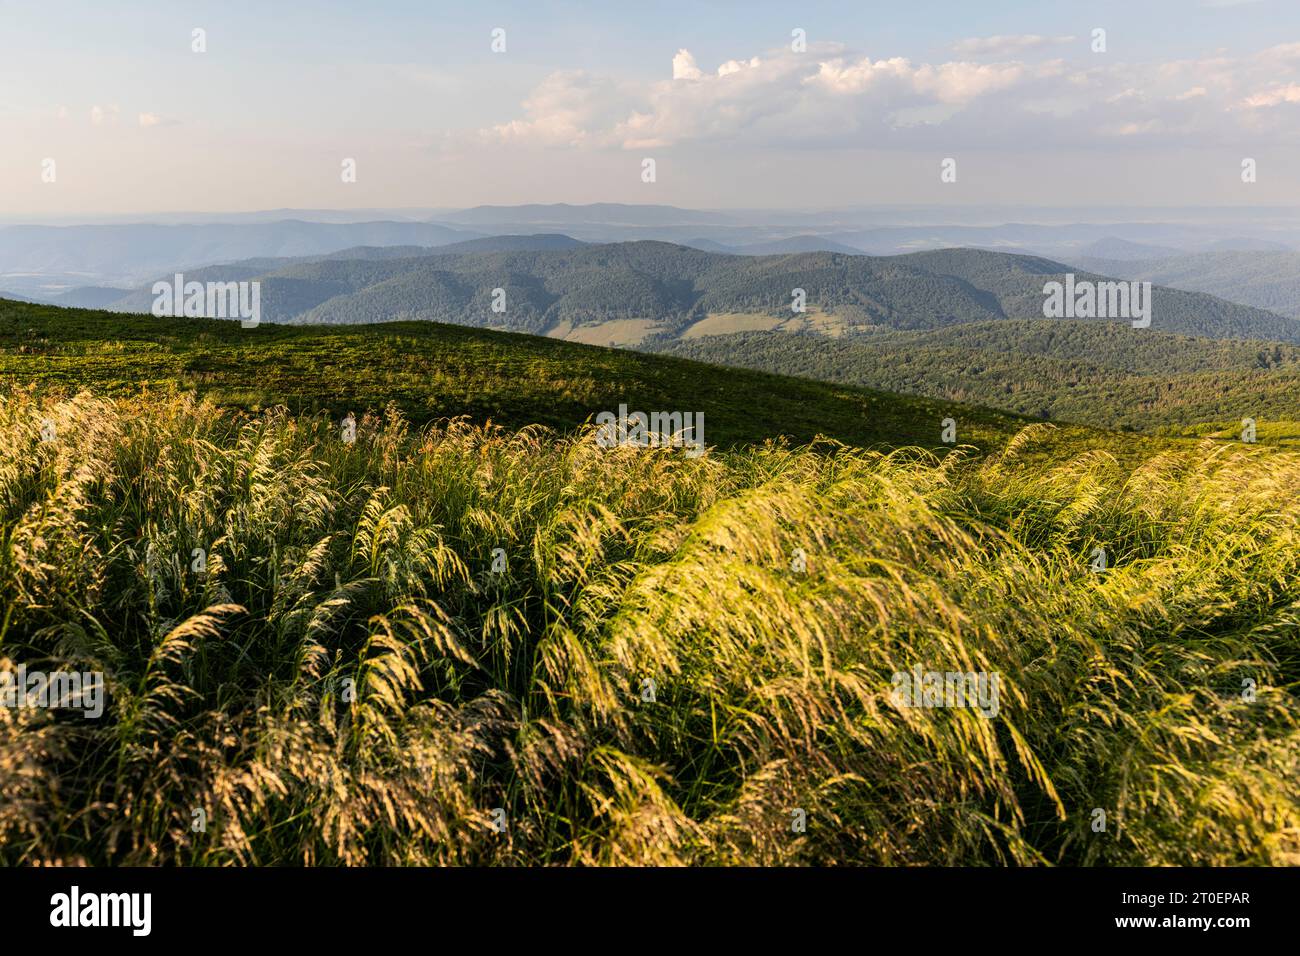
[0,391,1296,865]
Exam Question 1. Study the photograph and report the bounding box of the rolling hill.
[1070,250,1300,320]
[1075,237,1183,260]
[654,320,1300,435]
[0,296,1034,454]
[36,242,1300,346]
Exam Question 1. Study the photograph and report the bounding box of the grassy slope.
[1,297,1108,457]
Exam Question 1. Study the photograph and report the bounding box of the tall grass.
[1,390,1296,865]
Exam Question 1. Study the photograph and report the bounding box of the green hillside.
[1073,250,1300,320]
[657,320,1300,434]
[0,297,1031,454]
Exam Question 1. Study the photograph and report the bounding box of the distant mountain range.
[1067,250,1300,320]
[8,203,1300,302]
[1073,238,1183,261]
[437,202,738,227]
[0,219,484,286]
[684,235,867,256]
[21,238,1300,346]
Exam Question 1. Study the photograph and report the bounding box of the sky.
[4,0,1300,216]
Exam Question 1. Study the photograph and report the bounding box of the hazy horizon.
[10,200,1300,229]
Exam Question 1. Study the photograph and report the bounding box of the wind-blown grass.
[1,391,1296,865]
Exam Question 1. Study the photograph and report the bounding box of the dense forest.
[654,320,1300,433]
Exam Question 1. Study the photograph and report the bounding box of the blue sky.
[3,0,1300,215]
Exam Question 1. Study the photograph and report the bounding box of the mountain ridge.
[33,240,1300,345]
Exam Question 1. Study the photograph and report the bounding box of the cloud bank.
[475,39,1300,152]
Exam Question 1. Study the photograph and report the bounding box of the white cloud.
[672,49,703,81]
[1243,84,1300,108]
[484,70,634,147]
[671,49,763,81]
[717,56,761,78]
[477,41,1300,152]
[138,112,163,127]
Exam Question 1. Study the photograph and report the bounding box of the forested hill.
[655,320,1300,434]
[41,241,1300,344]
